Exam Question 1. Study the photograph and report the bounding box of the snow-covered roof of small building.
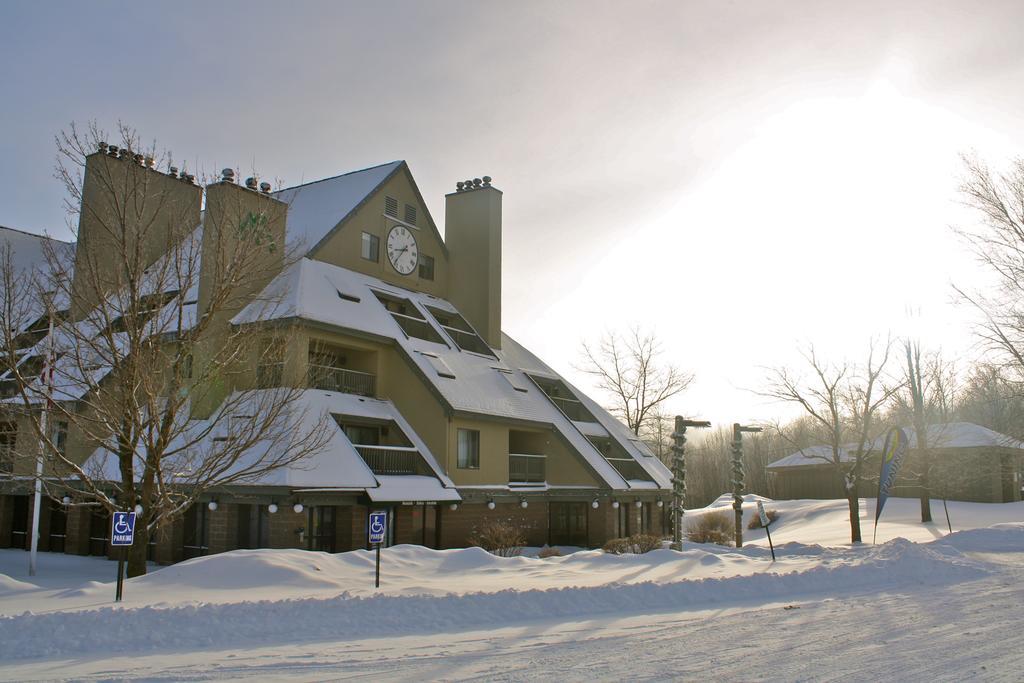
[274,161,403,255]
[768,422,1024,471]
[233,258,672,491]
[0,225,74,273]
[767,445,856,470]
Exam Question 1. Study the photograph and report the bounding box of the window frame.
[418,253,435,281]
[361,232,380,262]
[457,428,480,469]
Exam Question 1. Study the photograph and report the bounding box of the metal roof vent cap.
[97,142,108,154]
[259,181,271,193]
[221,168,235,183]
[456,181,465,191]
[245,176,258,190]
[482,175,492,186]
[107,145,119,157]
[144,156,155,168]
[168,166,178,177]
[472,178,482,188]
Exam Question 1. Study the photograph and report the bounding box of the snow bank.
[0,534,993,661]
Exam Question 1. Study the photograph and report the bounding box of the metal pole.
[29,296,55,577]
[115,546,125,602]
[375,543,381,588]
[671,417,710,551]
[765,522,776,561]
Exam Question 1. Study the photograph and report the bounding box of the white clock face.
[386,225,419,275]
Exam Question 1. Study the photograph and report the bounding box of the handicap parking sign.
[368,510,387,545]
[110,511,136,546]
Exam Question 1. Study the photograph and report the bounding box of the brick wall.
[207,504,238,554]
[438,501,549,548]
[65,505,90,555]
[268,507,305,549]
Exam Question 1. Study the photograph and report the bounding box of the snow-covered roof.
[768,422,1024,471]
[767,445,855,470]
[880,422,1024,451]
[233,258,672,491]
[0,225,74,274]
[83,389,459,501]
[274,161,403,255]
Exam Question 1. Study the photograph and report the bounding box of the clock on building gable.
[386,224,419,275]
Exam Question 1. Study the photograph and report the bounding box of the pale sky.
[2,1,1023,426]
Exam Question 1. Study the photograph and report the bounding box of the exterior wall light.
[61,496,71,506]
[635,500,643,509]
[520,498,528,509]
[134,504,144,514]
[293,503,304,514]
[207,501,218,512]
[487,500,496,510]
[591,499,599,509]
[449,503,459,511]
[268,503,279,514]
[612,500,620,509]
[657,500,664,508]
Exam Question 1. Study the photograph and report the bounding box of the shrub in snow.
[469,520,526,557]
[747,509,779,530]
[686,510,734,546]
[601,533,662,555]
[537,545,562,558]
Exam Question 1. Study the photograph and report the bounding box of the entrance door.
[550,502,588,546]
[48,500,66,553]
[181,505,209,560]
[88,507,109,556]
[308,506,337,553]
[10,495,28,549]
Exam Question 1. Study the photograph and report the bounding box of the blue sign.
[110,511,136,546]
[368,510,387,545]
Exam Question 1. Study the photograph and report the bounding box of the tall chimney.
[70,149,202,317]
[445,177,501,349]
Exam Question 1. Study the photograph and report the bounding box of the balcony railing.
[307,364,376,397]
[0,445,13,474]
[606,457,653,482]
[548,395,595,422]
[391,312,444,344]
[443,326,493,356]
[354,444,427,476]
[509,453,546,484]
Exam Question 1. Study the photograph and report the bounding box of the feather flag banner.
[874,427,909,540]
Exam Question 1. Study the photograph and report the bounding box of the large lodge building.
[0,148,672,564]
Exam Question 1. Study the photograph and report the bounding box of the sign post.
[757,500,776,562]
[368,510,387,589]
[110,511,136,602]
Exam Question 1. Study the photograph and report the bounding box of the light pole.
[670,416,710,551]
[731,423,762,548]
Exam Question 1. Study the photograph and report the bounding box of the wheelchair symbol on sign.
[114,517,131,534]
[368,511,387,544]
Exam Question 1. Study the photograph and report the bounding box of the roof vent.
[456,181,465,191]
[245,177,258,190]
[259,181,272,193]
[107,145,120,157]
[221,168,235,183]
[118,148,130,160]
[144,156,155,169]
[472,178,482,188]
[168,166,178,177]
[133,153,145,166]
[482,175,492,186]
[97,142,108,154]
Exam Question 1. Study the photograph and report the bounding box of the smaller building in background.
[766,422,1024,503]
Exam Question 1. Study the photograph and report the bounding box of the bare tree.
[761,340,899,543]
[579,328,694,436]
[0,123,331,576]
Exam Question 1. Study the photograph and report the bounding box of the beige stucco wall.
[310,170,449,298]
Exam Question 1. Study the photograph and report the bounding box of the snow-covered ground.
[1,497,1023,681]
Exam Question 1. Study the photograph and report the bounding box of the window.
[418,253,434,281]
[404,204,417,225]
[361,232,379,262]
[182,504,209,560]
[0,422,15,474]
[371,291,447,345]
[50,421,68,456]
[384,196,399,218]
[457,428,480,469]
